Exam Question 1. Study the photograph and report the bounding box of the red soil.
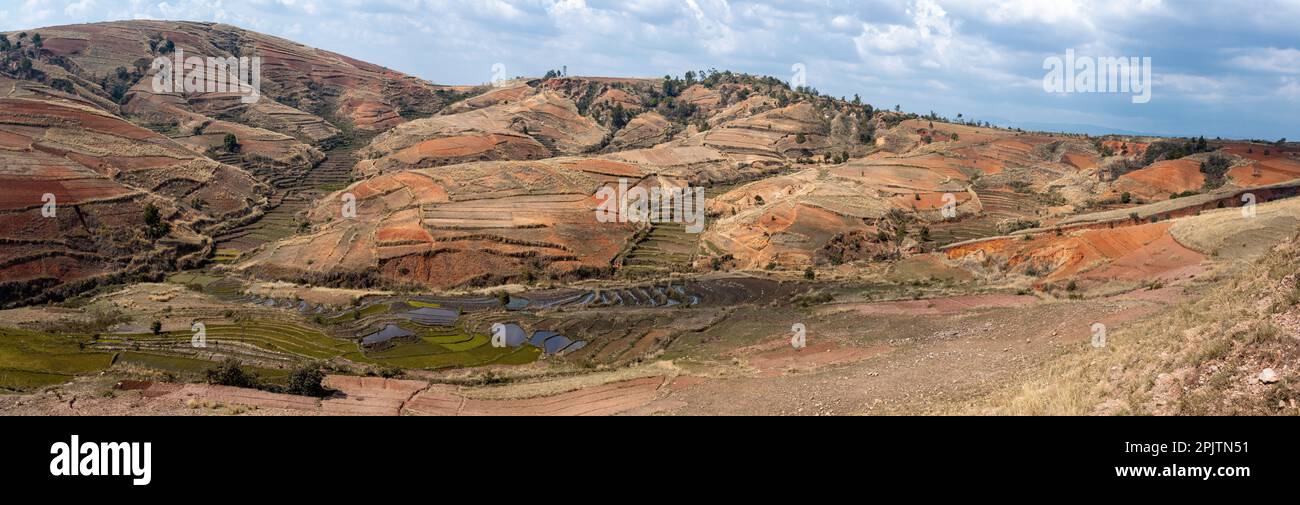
[946,222,1204,284]
[744,341,889,377]
[1119,158,1204,197]
[824,293,1038,317]
[403,377,665,416]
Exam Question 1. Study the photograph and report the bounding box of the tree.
[50,78,75,94]
[804,267,816,280]
[223,133,240,153]
[610,103,628,130]
[31,33,41,49]
[143,203,171,239]
[286,362,330,397]
[0,34,9,51]
[133,57,152,76]
[795,132,806,144]
[950,133,959,141]
[151,320,162,335]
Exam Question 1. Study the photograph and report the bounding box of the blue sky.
[3,0,1296,139]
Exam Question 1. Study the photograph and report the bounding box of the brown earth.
[0,76,266,306]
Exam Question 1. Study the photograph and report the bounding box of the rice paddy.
[0,327,115,392]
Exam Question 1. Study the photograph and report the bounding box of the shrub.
[285,362,330,397]
[205,358,259,389]
[50,78,75,94]
[222,133,241,153]
[1200,153,1232,190]
[142,203,171,239]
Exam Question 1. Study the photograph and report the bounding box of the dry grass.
[952,235,1300,416]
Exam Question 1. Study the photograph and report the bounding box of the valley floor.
[0,276,1218,416]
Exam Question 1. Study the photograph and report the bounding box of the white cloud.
[1226,47,1300,74]
[0,0,1292,138]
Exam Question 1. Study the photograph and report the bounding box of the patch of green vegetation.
[0,370,75,391]
[0,327,115,392]
[325,303,391,324]
[363,324,540,370]
[115,352,289,384]
[103,322,355,361]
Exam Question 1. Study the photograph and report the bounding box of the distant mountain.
[981,117,1170,138]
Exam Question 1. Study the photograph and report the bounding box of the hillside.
[0,20,480,305]
[956,232,1300,416]
[0,19,1298,419]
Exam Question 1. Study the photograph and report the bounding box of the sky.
[2,0,1296,139]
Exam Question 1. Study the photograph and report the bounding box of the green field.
[362,325,540,369]
[115,352,290,384]
[0,312,542,391]
[0,328,115,392]
[102,321,357,361]
[325,303,392,324]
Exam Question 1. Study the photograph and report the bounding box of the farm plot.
[0,327,114,392]
[99,321,356,362]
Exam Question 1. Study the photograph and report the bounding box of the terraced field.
[621,222,699,278]
[0,328,114,392]
[214,194,308,254]
[364,327,541,370]
[310,143,362,193]
[926,188,1042,245]
[96,321,356,363]
[214,139,365,258]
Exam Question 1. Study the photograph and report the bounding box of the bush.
[1200,153,1232,190]
[205,358,259,389]
[49,78,75,94]
[285,362,330,397]
[142,203,171,239]
[804,267,816,280]
[222,133,241,153]
[150,320,162,335]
